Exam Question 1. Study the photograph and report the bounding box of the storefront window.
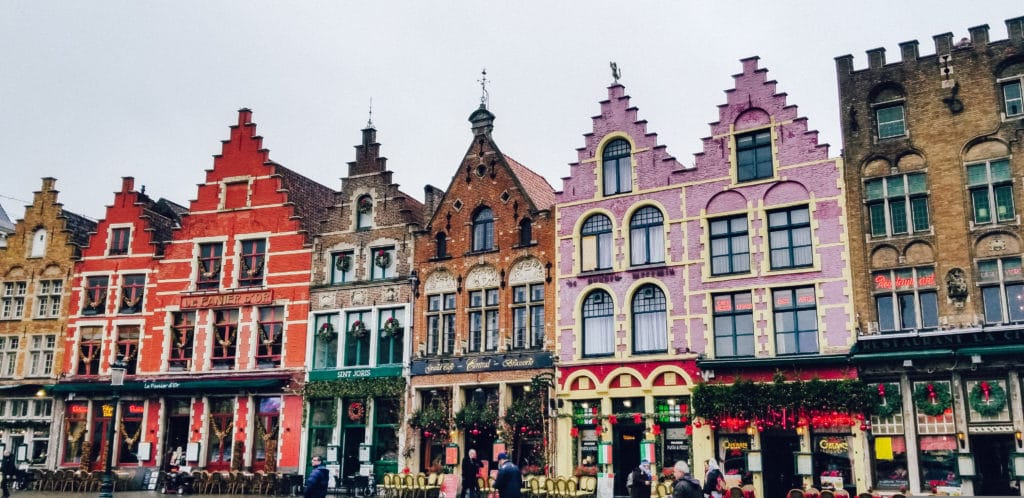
[307,399,335,462]
[872,434,909,490]
[31,426,49,464]
[716,434,751,478]
[655,397,690,469]
[118,402,145,464]
[207,398,235,471]
[374,397,399,476]
[813,435,851,491]
[254,397,281,471]
[919,435,960,493]
[63,402,88,464]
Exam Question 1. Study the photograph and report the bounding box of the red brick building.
[408,103,556,473]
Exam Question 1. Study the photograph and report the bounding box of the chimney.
[41,177,56,192]
[834,54,854,75]
[933,32,954,55]
[1008,16,1024,41]
[121,177,135,193]
[969,24,990,46]
[899,40,919,63]
[867,47,886,69]
[423,185,445,220]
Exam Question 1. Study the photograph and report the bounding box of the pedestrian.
[1,451,15,498]
[671,461,702,498]
[462,449,482,498]
[304,455,330,498]
[703,459,725,498]
[628,460,653,498]
[492,452,522,498]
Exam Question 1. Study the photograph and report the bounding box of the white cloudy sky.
[1,1,1021,220]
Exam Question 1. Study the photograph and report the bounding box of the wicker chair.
[786,489,804,498]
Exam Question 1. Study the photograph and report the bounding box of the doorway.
[971,434,1015,496]
[613,427,642,497]
[761,433,802,498]
[342,426,364,478]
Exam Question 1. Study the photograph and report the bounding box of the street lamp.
[99,359,127,498]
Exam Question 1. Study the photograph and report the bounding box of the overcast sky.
[2,2,1021,220]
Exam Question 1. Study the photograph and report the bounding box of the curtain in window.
[598,233,612,268]
[634,311,667,352]
[631,227,647,264]
[584,316,614,356]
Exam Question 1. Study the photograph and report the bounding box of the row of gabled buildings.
[1,15,1024,498]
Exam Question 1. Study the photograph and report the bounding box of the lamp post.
[99,359,127,498]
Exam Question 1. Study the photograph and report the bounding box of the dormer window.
[735,130,773,182]
[602,139,632,196]
[109,227,130,256]
[472,207,494,252]
[356,195,373,229]
[29,228,46,258]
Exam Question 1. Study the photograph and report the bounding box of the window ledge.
[512,242,538,249]
[429,255,453,262]
[465,248,500,257]
[578,268,615,277]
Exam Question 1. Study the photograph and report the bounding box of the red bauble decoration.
[685,425,693,436]
[571,427,579,438]
[595,425,603,436]
[652,424,662,436]
[608,414,618,425]
[694,421,703,428]
[423,430,432,438]
[860,423,868,431]
[633,413,642,424]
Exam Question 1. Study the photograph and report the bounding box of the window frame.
[872,266,939,333]
[256,306,284,368]
[370,246,396,281]
[875,102,907,139]
[629,206,665,266]
[601,138,632,196]
[631,285,667,354]
[467,288,499,353]
[580,214,613,272]
[76,326,102,376]
[377,308,404,365]
[709,215,750,276]
[978,257,1024,325]
[196,243,224,291]
[35,279,63,318]
[27,334,56,377]
[735,129,774,182]
[116,324,140,374]
[1002,79,1022,118]
[582,290,614,358]
[238,239,267,288]
[210,309,239,370]
[118,274,145,314]
[767,205,813,270]
[1,281,27,320]
[108,227,131,256]
[344,311,370,367]
[356,195,373,230]
[512,284,544,350]
[865,173,930,237]
[0,336,20,377]
[712,292,755,358]
[967,158,1015,225]
[772,287,819,355]
[471,207,495,252]
[169,311,196,371]
[330,250,355,284]
[82,276,109,316]
[426,293,456,356]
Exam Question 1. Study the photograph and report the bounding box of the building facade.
[839,17,1024,496]
[305,124,423,482]
[553,80,695,493]
[0,178,95,469]
[408,103,556,476]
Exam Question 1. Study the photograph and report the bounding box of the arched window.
[581,214,613,271]
[632,285,667,354]
[472,207,494,252]
[629,206,665,266]
[30,228,47,258]
[602,139,632,195]
[356,195,373,229]
[435,232,448,258]
[582,290,614,357]
[518,217,533,246]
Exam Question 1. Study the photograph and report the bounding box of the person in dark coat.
[492,452,522,498]
[629,460,653,498]
[1,451,16,498]
[462,449,482,498]
[304,455,330,498]
[671,461,702,498]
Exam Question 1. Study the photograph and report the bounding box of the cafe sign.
[411,351,553,376]
[180,289,273,309]
[816,436,849,456]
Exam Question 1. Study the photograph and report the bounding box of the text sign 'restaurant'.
[180,290,273,309]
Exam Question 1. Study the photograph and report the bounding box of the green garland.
[454,401,499,431]
[504,395,543,432]
[969,381,1007,417]
[874,382,903,418]
[692,376,872,420]
[913,382,952,417]
[302,377,406,400]
[409,404,451,436]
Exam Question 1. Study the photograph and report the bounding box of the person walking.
[462,449,483,498]
[671,461,702,498]
[703,459,725,498]
[628,460,653,498]
[492,452,522,498]
[304,455,330,498]
[1,451,16,498]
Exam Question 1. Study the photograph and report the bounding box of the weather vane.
[367,98,374,128]
[610,62,620,83]
[479,68,489,108]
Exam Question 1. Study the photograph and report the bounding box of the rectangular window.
[967,159,1015,224]
[27,334,56,377]
[313,314,338,369]
[330,251,355,284]
[468,288,499,352]
[116,325,140,374]
[426,293,456,356]
[169,311,196,371]
[873,267,939,333]
[370,246,396,280]
[238,239,266,287]
[256,306,284,368]
[0,336,18,376]
[119,274,145,314]
[768,206,813,269]
[865,174,930,237]
[118,401,145,464]
[197,243,223,290]
[252,397,281,470]
[378,308,404,365]
[876,104,906,138]
[979,257,1024,325]
[63,402,88,464]
[1,281,27,319]
[736,130,773,182]
[211,309,239,370]
[773,287,818,354]
[33,398,53,418]
[35,279,62,318]
[1004,81,1022,117]
[709,215,750,275]
[345,311,370,367]
[712,292,754,358]
[83,276,109,316]
[109,227,130,256]
[77,326,102,376]
[512,284,544,350]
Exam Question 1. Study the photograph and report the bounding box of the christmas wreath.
[969,380,1007,417]
[348,401,365,422]
[374,250,391,269]
[349,320,369,339]
[334,254,351,272]
[874,382,903,418]
[381,317,402,338]
[358,197,373,214]
[317,322,337,342]
[913,382,952,417]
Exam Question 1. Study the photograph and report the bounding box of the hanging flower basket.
[335,254,352,273]
[381,317,402,338]
[969,381,1007,417]
[349,320,369,339]
[374,250,391,270]
[358,197,373,214]
[317,322,337,342]
[874,382,903,418]
[913,382,952,417]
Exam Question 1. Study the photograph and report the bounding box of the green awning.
[851,349,955,362]
[697,354,850,369]
[47,378,286,394]
[957,344,1024,357]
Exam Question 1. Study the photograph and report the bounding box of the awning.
[851,349,955,362]
[956,344,1024,357]
[46,378,287,394]
[697,354,850,369]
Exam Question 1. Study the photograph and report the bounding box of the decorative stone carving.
[424,270,456,293]
[945,268,969,304]
[383,287,397,303]
[318,294,334,309]
[990,236,1007,253]
[352,290,367,306]
[509,258,544,285]
[466,265,499,289]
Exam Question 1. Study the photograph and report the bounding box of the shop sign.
[816,436,849,455]
[410,351,553,375]
[102,404,114,417]
[666,427,689,451]
[856,328,1024,352]
[128,404,145,414]
[179,289,273,309]
[69,404,89,415]
[308,365,402,381]
[873,272,935,290]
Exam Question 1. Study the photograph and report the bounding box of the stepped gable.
[336,125,425,228]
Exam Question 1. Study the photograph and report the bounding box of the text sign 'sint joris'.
[180,289,274,309]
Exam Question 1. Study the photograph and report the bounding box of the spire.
[478,68,489,108]
[470,68,495,136]
[366,97,375,129]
